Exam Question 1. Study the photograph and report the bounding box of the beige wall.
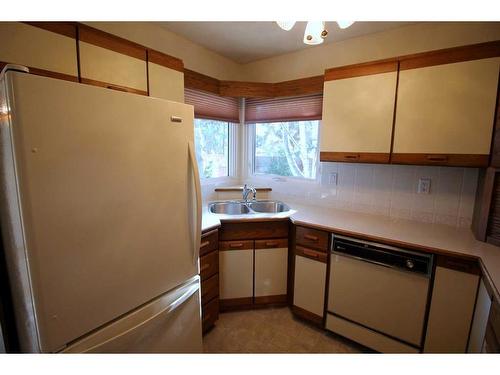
[240,22,500,82]
[85,22,242,81]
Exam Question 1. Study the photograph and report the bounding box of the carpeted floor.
[202,307,369,353]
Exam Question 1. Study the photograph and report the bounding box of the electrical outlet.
[329,172,338,186]
[418,178,431,194]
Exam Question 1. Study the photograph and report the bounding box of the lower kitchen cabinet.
[291,225,329,325]
[468,279,492,352]
[292,252,327,324]
[199,229,219,333]
[254,239,288,304]
[219,240,254,306]
[424,257,480,353]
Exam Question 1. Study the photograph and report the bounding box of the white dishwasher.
[326,235,433,353]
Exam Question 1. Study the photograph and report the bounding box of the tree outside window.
[194,119,230,179]
[254,120,319,179]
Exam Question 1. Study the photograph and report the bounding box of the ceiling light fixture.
[303,21,327,45]
[337,21,354,29]
[276,21,296,31]
[275,21,354,45]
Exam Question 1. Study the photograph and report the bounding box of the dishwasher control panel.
[332,235,434,277]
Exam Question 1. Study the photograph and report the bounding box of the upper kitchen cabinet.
[148,50,185,103]
[78,26,148,95]
[392,57,500,167]
[0,22,78,80]
[320,60,398,164]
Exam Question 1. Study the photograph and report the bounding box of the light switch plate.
[418,178,431,194]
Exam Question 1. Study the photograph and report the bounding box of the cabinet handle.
[106,84,128,92]
[229,243,243,248]
[200,241,210,249]
[344,154,359,160]
[170,116,183,123]
[426,155,448,162]
[200,263,210,271]
[304,234,319,241]
[265,241,278,247]
[303,249,319,258]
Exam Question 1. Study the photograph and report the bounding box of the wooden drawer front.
[201,274,219,306]
[255,238,288,249]
[391,153,489,167]
[295,246,327,263]
[200,230,218,256]
[0,22,78,77]
[219,240,253,251]
[202,297,219,333]
[219,221,289,240]
[200,250,218,281]
[436,255,480,275]
[296,226,328,251]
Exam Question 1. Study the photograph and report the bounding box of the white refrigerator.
[0,65,203,353]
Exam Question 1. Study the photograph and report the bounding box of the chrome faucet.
[242,184,257,203]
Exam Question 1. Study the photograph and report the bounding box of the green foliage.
[194,119,229,179]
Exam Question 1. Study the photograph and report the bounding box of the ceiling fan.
[276,21,355,45]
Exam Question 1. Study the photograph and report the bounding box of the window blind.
[185,88,239,123]
[245,93,323,123]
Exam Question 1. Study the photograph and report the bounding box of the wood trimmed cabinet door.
[219,240,254,309]
[0,22,78,81]
[392,57,500,167]
[147,49,185,103]
[78,26,148,95]
[424,256,480,353]
[320,61,398,164]
[291,225,329,325]
[254,239,288,304]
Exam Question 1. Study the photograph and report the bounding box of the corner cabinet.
[320,61,398,164]
[392,57,500,167]
[218,221,290,310]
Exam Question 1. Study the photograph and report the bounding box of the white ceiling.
[159,21,414,64]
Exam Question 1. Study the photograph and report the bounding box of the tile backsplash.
[245,162,479,228]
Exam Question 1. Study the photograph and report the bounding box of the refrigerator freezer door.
[62,276,202,353]
[0,72,199,352]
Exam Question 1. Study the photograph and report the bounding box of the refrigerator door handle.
[188,141,202,265]
[66,277,200,353]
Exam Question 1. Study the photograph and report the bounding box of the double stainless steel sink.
[208,200,290,215]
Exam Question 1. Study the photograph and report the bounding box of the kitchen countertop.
[202,202,500,299]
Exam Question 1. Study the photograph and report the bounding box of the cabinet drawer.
[296,226,329,251]
[436,255,480,275]
[219,221,289,240]
[201,274,219,305]
[219,240,253,251]
[200,230,218,256]
[202,298,219,333]
[255,238,288,249]
[200,250,218,281]
[295,245,327,263]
